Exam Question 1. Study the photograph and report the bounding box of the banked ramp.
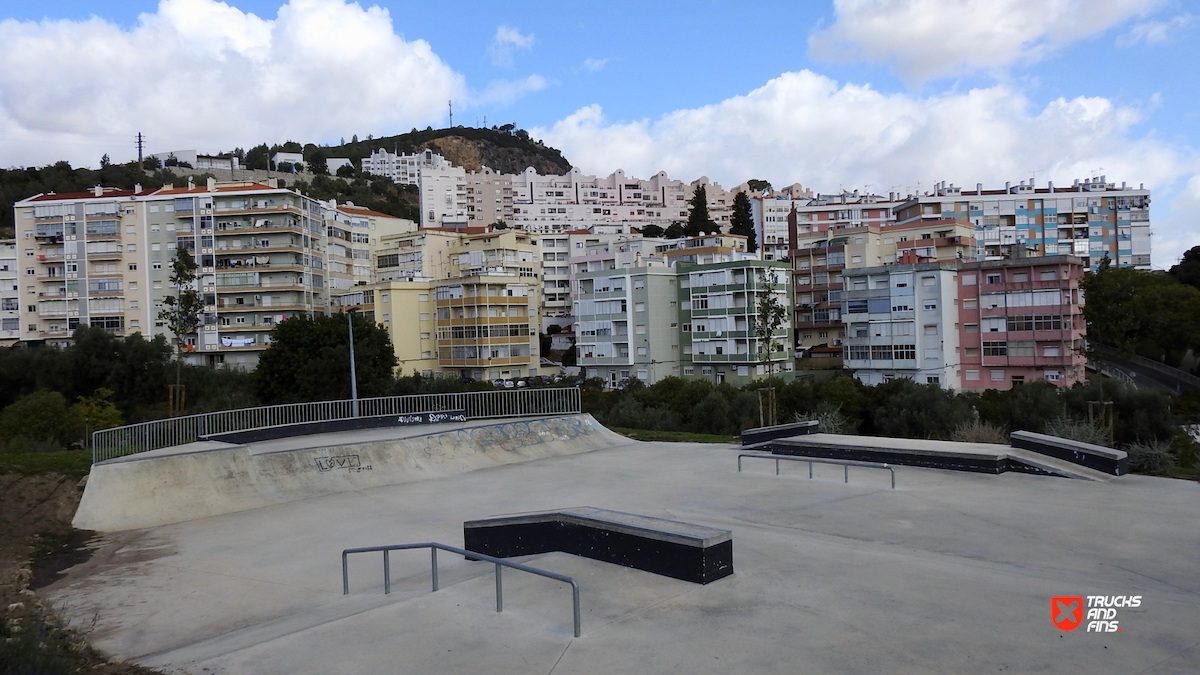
[75,414,627,532]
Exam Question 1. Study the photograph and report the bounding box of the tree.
[747,179,772,193]
[336,164,356,178]
[158,248,204,414]
[254,313,398,404]
[1170,245,1200,290]
[100,153,111,168]
[638,223,664,238]
[664,222,687,239]
[752,268,788,374]
[308,149,329,175]
[491,220,510,230]
[729,191,757,252]
[685,185,719,237]
[0,390,83,451]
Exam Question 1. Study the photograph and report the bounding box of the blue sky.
[2,0,1198,265]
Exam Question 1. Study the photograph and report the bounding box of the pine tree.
[686,185,719,236]
[729,191,757,252]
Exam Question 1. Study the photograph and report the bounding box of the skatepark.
[49,396,1200,674]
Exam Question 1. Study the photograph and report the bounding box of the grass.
[607,426,739,444]
[0,449,93,477]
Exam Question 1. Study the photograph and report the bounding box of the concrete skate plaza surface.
[53,424,1200,674]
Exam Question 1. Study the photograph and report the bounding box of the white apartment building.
[151,150,242,171]
[1,240,19,345]
[464,167,513,226]
[420,164,469,229]
[13,179,340,367]
[323,203,417,295]
[361,148,455,186]
[840,263,961,388]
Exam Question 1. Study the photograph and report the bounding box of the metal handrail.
[341,542,582,637]
[738,453,896,489]
[91,387,582,463]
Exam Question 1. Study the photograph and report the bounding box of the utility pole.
[448,100,453,128]
[136,132,145,166]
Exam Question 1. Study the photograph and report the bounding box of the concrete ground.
[50,428,1200,674]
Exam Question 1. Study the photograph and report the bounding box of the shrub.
[0,390,84,452]
[951,419,1009,445]
[1123,438,1177,474]
[793,402,856,434]
[1043,414,1110,447]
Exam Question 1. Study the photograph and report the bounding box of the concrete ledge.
[771,434,1010,474]
[741,420,819,446]
[1010,431,1127,476]
[463,506,734,584]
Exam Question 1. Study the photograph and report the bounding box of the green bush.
[0,390,84,452]
[1043,414,1110,447]
[1123,438,1177,474]
[951,419,1009,445]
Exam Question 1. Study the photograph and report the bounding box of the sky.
[1,0,1198,267]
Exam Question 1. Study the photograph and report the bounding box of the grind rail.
[341,542,582,637]
[91,387,582,463]
[738,453,896,489]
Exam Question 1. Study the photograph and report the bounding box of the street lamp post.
[347,307,360,417]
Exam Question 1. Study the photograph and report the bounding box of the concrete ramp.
[74,414,626,532]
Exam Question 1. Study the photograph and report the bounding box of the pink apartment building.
[955,256,1087,390]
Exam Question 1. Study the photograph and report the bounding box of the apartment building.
[324,203,416,294]
[420,164,468,229]
[1,240,18,346]
[893,178,1151,269]
[839,255,1086,390]
[679,260,792,386]
[573,253,792,388]
[656,234,753,266]
[956,256,1087,390]
[574,263,681,387]
[361,148,454,186]
[13,179,331,367]
[15,185,153,348]
[464,167,513,226]
[840,262,962,387]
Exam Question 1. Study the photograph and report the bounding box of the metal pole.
[495,563,503,612]
[844,465,849,483]
[347,309,359,417]
[384,550,391,594]
[342,552,349,595]
[571,580,581,637]
[809,461,813,479]
[431,548,439,591]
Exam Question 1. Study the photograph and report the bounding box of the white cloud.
[472,75,548,107]
[809,0,1168,83]
[534,70,1200,268]
[582,57,613,73]
[1118,14,1195,47]
[488,25,534,68]
[0,0,471,167]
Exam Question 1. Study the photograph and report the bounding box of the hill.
[0,127,573,237]
[330,125,572,175]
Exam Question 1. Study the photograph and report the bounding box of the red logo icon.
[1053,596,1084,631]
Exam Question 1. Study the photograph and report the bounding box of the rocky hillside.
[335,126,572,175]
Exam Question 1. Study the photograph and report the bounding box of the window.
[990,369,1005,381]
[637,347,647,356]
[1008,341,1034,357]
[847,300,868,314]
[1011,375,1025,386]
[846,346,870,360]
[923,302,937,311]
[983,341,1007,356]
[894,345,916,360]
[1039,270,1058,281]
[152,262,162,270]
[966,370,980,381]
[684,367,694,376]
[921,276,936,287]
[871,345,893,360]
[634,302,645,312]
[419,312,430,321]
[1012,272,1029,282]
[962,298,977,309]
[128,263,137,271]
[962,274,976,286]
[127,244,137,252]
[635,324,646,334]
[1043,345,1061,357]
[986,273,1002,284]
[923,325,938,335]
[927,376,940,385]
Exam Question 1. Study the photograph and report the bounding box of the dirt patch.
[0,469,163,674]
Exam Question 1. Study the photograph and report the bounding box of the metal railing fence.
[342,542,582,637]
[738,453,896,489]
[91,387,582,463]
